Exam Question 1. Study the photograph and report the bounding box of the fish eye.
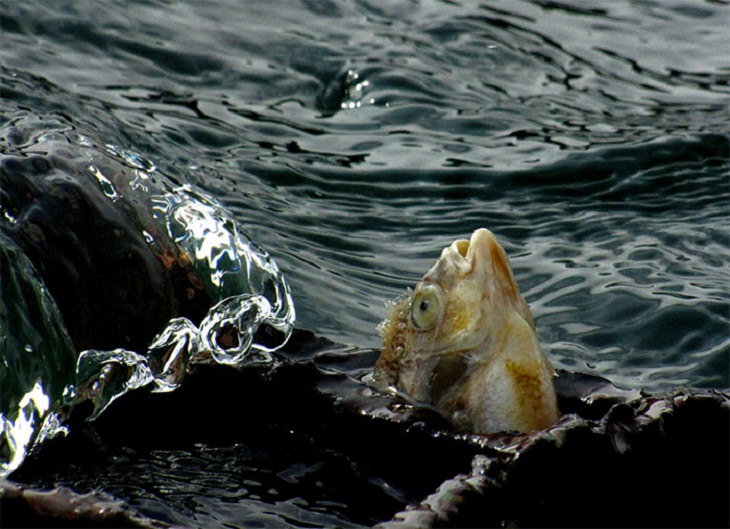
[410,284,443,331]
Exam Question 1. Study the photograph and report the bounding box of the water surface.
[1,0,729,526]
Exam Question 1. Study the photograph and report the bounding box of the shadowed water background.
[1,0,729,527]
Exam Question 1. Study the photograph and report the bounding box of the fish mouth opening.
[451,228,496,263]
[454,239,469,257]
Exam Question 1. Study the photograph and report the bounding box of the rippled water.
[2,0,729,526]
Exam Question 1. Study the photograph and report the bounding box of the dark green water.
[2,1,729,527]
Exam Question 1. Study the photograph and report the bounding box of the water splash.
[75,349,155,420]
[64,151,297,420]
[146,318,198,392]
[0,232,77,476]
[150,184,295,332]
[1,117,296,476]
[0,381,57,476]
[67,180,295,419]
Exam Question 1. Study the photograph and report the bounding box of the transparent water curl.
[1,122,296,475]
[72,177,297,420]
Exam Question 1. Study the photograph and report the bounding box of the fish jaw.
[436,311,560,433]
[375,228,559,433]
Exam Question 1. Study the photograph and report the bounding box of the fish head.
[375,228,557,433]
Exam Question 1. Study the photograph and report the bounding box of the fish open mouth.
[445,228,503,270]
[454,238,470,257]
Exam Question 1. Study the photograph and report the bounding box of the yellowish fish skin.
[375,228,560,434]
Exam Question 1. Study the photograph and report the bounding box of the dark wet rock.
[4,329,728,528]
[0,478,170,528]
[0,231,77,430]
[379,389,730,528]
[0,139,211,353]
[1,113,296,480]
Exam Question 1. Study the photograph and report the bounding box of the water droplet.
[75,349,154,419]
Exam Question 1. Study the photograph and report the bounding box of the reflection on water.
[1,0,728,525]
